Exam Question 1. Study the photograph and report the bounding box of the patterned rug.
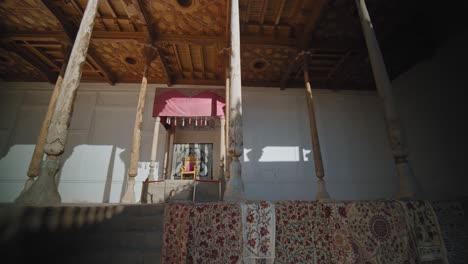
[187,203,242,264]
[274,201,317,263]
[241,202,275,264]
[314,202,356,264]
[161,203,192,264]
[274,201,356,263]
[432,200,468,264]
[346,200,418,263]
[400,201,448,264]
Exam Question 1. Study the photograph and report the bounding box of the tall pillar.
[15,0,99,206]
[19,45,71,195]
[224,0,245,201]
[304,62,330,200]
[224,66,231,181]
[147,117,161,181]
[167,126,175,179]
[163,127,170,178]
[219,116,226,198]
[121,45,156,203]
[356,0,420,198]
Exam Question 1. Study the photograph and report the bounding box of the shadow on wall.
[0,140,136,204]
[241,142,317,201]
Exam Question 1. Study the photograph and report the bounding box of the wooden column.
[15,0,99,206]
[167,126,175,179]
[147,117,161,181]
[163,127,171,178]
[19,45,71,195]
[219,116,226,198]
[356,0,420,198]
[121,45,156,203]
[224,66,231,180]
[121,68,148,203]
[304,61,330,200]
[224,0,245,201]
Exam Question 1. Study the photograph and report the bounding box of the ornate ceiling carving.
[0,0,451,89]
[91,40,165,83]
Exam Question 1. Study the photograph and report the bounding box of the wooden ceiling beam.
[2,45,58,83]
[327,51,350,79]
[21,41,60,70]
[300,0,328,49]
[259,0,268,25]
[121,0,155,41]
[99,0,122,31]
[274,0,286,25]
[280,52,304,90]
[281,0,330,90]
[1,32,69,42]
[103,0,118,18]
[121,0,174,86]
[86,49,117,85]
[172,44,183,73]
[40,0,78,42]
[40,0,117,85]
[241,34,296,47]
[200,46,206,77]
[187,44,194,74]
[155,47,173,86]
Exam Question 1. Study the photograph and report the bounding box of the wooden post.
[219,116,226,199]
[121,46,156,203]
[224,66,231,181]
[147,117,161,181]
[224,0,245,201]
[120,67,148,203]
[167,126,175,179]
[163,127,170,178]
[19,45,70,195]
[356,0,420,198]
[15,0,99,206]
[304,60,330,200]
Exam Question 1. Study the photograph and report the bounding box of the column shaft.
[121,65,149,203]
[16,0,99,205]
[356,0,420,198]
[304,64,330,200]
[148,117,161,181]
[224,0,245,201]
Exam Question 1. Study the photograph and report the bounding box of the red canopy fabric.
[153,90,226,117]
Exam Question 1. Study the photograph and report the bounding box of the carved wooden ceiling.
[0,0,458,90]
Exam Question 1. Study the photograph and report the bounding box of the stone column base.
[316,178,331,201]
[15,159,61,206]
[121,177,136,204]
[223,158,245,202]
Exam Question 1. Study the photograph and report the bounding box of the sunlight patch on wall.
[244,146,300,162]
[302,149,312,161]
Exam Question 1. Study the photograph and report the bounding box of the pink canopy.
[153,90,225,118]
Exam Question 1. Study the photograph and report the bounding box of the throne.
[180,156,199,180]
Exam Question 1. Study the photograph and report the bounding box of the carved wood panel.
[91,40,165,83]
[241,46,296,83]
[0,0,62,32]
[239,0,324,39]
[159,42,223,82]
[143,0,227,36]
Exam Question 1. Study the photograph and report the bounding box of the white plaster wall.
[1,29,466,203]
[0,81,394,203]
[392,30,468,200]
[242,88,394,200]
[0,83,167,203]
